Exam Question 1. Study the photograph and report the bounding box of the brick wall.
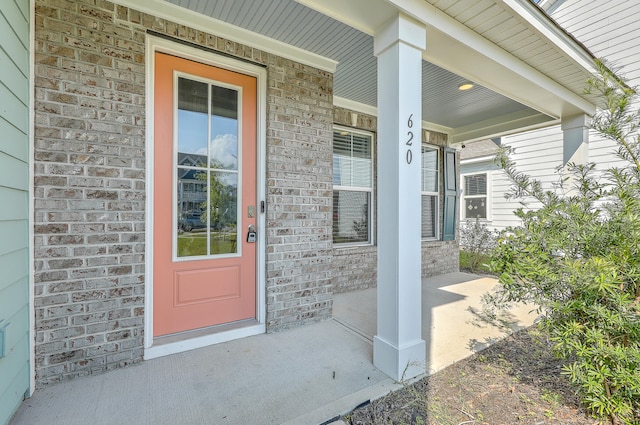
[264,60,334,330]
[421,240,459,276]
[33,0,333,386]
[34,0,147,387]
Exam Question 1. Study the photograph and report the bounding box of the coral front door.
[153,52,257,337]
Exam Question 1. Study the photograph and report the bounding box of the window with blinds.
[333,128,373,245]
[421,145,439,240]
[462,173,488,219]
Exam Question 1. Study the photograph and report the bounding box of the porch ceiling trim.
[388,0,596,118]
[109,0,338,72]
[295,0,395,37]
[333,96,454,135]
[460,155,499,165]
[333,96,378,117]
[450,110,559,144]
[298,0,598,142]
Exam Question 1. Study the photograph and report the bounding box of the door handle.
[247,224,257,243]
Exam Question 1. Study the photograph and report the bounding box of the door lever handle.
[247,224,257,243]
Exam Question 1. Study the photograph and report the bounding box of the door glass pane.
[210,86,238,170]
[177,78,208,157]
[175,77,241,258]
[207,172,238,254]
[177,169,208,257]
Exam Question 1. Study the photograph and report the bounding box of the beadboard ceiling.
[158,0,596,142]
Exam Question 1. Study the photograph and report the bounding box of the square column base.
[373,335,426,381]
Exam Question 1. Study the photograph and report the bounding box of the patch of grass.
[459,250,492,274]
[541,389,563,407]
[177,231,236,256]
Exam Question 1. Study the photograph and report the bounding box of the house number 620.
[405,114,414,164]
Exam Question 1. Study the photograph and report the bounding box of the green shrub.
[459,219,497,273]
[487,61,640,425]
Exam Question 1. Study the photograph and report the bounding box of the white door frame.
[143,35,267,359]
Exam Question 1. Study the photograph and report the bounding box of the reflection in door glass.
[176,76,240,258]
[207,173,238,255]
[210,86,238,170]
[177,78,208,156]
[177,170,208,257]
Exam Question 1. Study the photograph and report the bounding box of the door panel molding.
[144,36,266,358]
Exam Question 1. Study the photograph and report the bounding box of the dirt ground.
[342,328,598,425]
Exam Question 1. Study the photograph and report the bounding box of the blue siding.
[0,0,30,424]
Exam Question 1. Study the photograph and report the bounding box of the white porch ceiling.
[161,0,598,142]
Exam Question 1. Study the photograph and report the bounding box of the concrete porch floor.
[9,272,536,425]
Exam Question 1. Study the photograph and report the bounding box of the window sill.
[333,242,375,250]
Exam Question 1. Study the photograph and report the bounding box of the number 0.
[406,149,412,164]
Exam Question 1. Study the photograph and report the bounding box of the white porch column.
[373,14,426,381]
[561,114,590,165]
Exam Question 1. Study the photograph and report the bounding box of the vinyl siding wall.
[490,0,640,231]
[0,0,31,424]
[491,126,564,231]
[552,0,640,171]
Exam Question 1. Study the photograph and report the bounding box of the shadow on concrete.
[11,272,536,425]
[332,271,537,375]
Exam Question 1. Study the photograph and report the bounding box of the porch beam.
[561,114,590,165]
[373,13,426,382]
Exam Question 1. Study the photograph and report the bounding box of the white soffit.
[391,0,596,118]
[499,0,595,73]
[133,0,598,142]
[298,0,596,134]
[108,0,338,72]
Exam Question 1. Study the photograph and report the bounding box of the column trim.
[373,14,427,382]
[374,13,426,56]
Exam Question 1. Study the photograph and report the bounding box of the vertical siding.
[0,0,30,424]
[490,0,640,230]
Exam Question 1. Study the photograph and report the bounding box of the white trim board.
[28,0,36,397]
[144,35,267,359]
[333,96,452,135]
[145,322,265,360]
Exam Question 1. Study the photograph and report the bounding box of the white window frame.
[332,126,374,247]
[421,144,440,241]
[461,172,491,221]
[172,72,243,262]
